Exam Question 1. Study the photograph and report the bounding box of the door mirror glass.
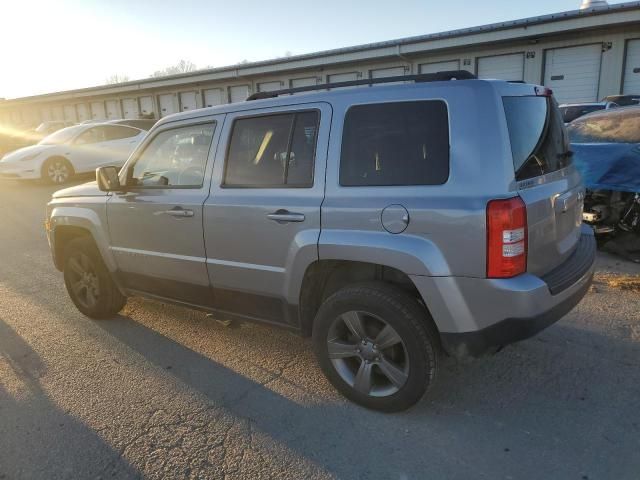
[97,166,121,191]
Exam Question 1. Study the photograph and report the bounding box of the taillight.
[535,86,553,97]
[487,197,527,278]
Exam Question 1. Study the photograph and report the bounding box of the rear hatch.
[503,92,584,277]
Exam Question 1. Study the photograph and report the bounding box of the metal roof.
[4,1,640,104]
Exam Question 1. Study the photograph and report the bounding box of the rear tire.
[312,282,439,412]
[42,157,74,185]
[63,237,126,319]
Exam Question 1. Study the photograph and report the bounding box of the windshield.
[567,109,640,144]
[38,125,84,145]
[560,105,605,123]
[503,96,570,180]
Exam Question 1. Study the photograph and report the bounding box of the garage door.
[544,44,602,103]
[24,109,39,126]
[63,105,77,122]
[229,85,250,103]
[139,96,155,117]
[90,101,106,120]
[257,81,283,92]
[328,72,359,84]
[623,39,640,94]
[290,77,317,88]
[370,66,406,78]
[40,107,52,122]
[419,60,460,74]
[76,104,90,122]
[203,88,224,107]
[477,53,524,81]
[179,91,198,111]
[122,98,139,119]
[10,111,22,125]
[52,106,64,121]
[105,100,121,119]
[159,94,177,117]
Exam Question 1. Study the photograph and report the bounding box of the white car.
[0,123,146,184]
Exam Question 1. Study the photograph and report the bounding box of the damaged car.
[569,107,640,262]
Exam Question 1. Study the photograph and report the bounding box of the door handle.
[158,207,194,218]
[267,210,305,223]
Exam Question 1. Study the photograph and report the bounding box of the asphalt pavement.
[1,178,639,480]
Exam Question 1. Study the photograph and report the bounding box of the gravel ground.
[0,178,639,480]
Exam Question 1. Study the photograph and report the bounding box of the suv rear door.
[203,102,331,326]
[503,94,584,276]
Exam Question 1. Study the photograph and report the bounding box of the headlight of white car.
[19,152,42,162]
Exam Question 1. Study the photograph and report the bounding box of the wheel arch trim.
[49,206,116,272]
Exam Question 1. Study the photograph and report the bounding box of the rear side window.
[567,109,640,143]
[340,101,449,186]
[104,125,140,141]
[224,111,318,187]
[503,96,570,181]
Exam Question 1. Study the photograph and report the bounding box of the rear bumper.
[439,269,592,357]
[412,226,596,358]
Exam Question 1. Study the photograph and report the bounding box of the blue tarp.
[571,143,640,193]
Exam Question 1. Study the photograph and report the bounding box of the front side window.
[340,101,450,186]
[128,123,215,188]
[75,127,107,145]
[224,111,318,187]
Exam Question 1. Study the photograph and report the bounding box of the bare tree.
[105,74,130,84]
[150,59,197,78]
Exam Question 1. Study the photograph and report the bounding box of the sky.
[0,0,626,99]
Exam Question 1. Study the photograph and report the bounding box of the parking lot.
[0,178,639,480]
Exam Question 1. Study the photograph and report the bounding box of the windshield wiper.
[557,150,574,160]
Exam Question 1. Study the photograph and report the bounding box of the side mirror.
[96,166,121,191]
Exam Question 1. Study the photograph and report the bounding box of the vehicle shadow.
[93,307,640,480]
[0,318,140,480]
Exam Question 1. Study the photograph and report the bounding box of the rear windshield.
[567,109,640,144]
[503,96,570,181]
[559,105,605,123]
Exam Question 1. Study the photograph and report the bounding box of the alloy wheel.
[327,310,410,397]
[47,161,70,184]
[66,253,100,309]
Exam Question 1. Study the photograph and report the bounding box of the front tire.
[312,282,439,412]
[42,157,74,185]
[63,237,127,319]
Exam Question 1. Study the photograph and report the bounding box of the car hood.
[52,181,106,199]
[1,144,50,162]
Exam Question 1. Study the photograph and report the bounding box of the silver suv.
[46,73,596,412]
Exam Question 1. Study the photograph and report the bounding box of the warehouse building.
[2,0,640,127]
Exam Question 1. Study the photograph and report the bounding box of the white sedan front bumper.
[0,161,41,180]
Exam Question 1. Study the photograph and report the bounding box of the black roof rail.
[246,70,477,101]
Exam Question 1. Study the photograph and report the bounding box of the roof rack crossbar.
[246,70,476,100]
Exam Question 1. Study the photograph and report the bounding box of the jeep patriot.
[46,73,596,411]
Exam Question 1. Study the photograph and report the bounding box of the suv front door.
[204,103,331,326]
[106,116,223,305]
